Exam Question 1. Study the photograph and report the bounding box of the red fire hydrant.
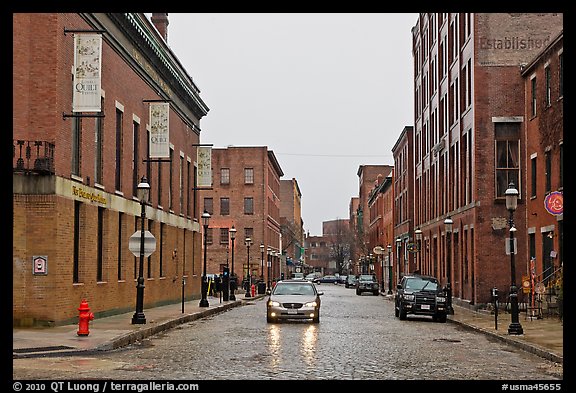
[251,283,256,297]
[77,299,94,336]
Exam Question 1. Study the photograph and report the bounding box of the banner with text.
[73,33,102,112]
[149,102,170,158]
[197,146,212,188]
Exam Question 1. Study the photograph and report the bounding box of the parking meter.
[492,287,499,330]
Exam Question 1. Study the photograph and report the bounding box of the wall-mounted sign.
[33,256,48,275]
[73,33,102,112]
[544,191,563,215]
[149,102,170,158]
[197,146,212,187]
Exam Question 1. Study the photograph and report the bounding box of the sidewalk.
[13,293,563,365]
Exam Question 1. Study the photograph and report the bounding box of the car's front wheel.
[435,313,447,323]
[267,314,276,323]
[399,307,407,320]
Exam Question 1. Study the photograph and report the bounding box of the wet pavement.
[12,291,563,365]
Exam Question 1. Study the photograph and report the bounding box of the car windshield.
[273,284,315,296]
[405,277,438,291]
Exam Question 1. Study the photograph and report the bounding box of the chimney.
[151,13,169,42]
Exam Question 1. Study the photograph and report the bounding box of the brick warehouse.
[13,13,210,326]
[200,146,284,288]
[410,13,563,306]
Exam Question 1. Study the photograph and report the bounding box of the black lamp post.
[199,210,211,308]
[267,247,272,293]
[244,237,253,297]
[132,176,150,324]
[229,226,237,301]
[386,244,393,294]
[260,242,265,282]
[506,181,524,335]
[444,216,454,314]
[396,238,402,279]
[415,228,423,272]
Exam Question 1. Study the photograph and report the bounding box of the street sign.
[129,230,156,257]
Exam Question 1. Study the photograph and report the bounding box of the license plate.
[287,309,298,314]
[421,304,430,310]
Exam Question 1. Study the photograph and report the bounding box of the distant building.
[280,178,305,275]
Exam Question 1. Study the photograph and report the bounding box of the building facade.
[13,13,209,326]
[200,147,284,286]
[521,32,563,294]
[411,13,563,305]
[280,178,305,275]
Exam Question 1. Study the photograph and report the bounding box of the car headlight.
[436,296,446,303]
[268,301,281,307]
[404,294,415,301]
[304,301,318,307]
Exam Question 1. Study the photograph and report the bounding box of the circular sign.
[544,191,563,215]
[522,280,530,288]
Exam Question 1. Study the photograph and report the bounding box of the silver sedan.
[266,280,324,323]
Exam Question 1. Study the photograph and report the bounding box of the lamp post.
[415,228,423,273]
[260,242,265,282]
[267,247,272,293]
[444,216,454,314]
[380,250,384,292]
[229,226,237,301]
[199,210,211,307]
[506,181,524,335]
[244,237,253,297]
[396,238,402,279]
[387,244,393,294]
[132,176,150,324]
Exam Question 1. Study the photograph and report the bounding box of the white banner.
[73,33,102,112]
[197,146,212,187]
[149,102,170,158]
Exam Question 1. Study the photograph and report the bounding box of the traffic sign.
[129,230,156,257]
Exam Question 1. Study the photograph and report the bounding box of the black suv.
[355,274,379,296]
[394,274,448,323]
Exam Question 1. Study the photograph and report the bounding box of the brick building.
[13,13,210,326]
[521,31,563,290]
[200,146,284,286]
[280,178,305,275]
[410,13,563,305]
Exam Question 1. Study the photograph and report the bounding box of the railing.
[13,140,55,175]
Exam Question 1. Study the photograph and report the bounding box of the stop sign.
[129,230,156,257]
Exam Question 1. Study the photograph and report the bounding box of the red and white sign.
[33,256,48,275]
[544,191,563,215]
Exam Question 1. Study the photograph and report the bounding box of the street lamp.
[199,210,211,307]
[244,237,253,297]
[506,181,524,335]
[386,244,393,294]
[444,216,454,314]
[267,247,272,293]
[132,176,150,324]
[415,228,423,272]
[396,238,402,279]
[229,226,237,301]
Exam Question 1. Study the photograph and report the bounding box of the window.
[245,168,254,184]
[180,154,184,214]
[95,97,104,184]
[531,156,537,198]
[132,120,140,197]
[220,168,230,184]
[531,77,537,117]
[72,117,82,176]
[545,150,552,193]
[244,227,254,241]
[204,198,213,215]
[244,197,254,214]
[147,220,153,278]
[545,66,552,107]
[159,222,164,277]
[169,148,174,210]
[206,227,213,245]
[559,52,563,98]
[187,160,191,216]
[118,212,123,281]
[220,228,229,244]
[157,161,162,206]
[115,108,123,191]
[97,207,104,282]
[494,122,521,198]
[220,197,230,215]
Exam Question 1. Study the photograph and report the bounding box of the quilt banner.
[197,146,212,187]
[73,33,102,112]
[149,102,170,158]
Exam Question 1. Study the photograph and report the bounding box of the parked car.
[394,274,448,323]
[345,275,358,288]
[305,272,322,282]
[266,279,323,323]
[313,275,340,284]
[356,274,379,295]
[337,275,347,284]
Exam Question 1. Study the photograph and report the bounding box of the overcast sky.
[161,13,418,236]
